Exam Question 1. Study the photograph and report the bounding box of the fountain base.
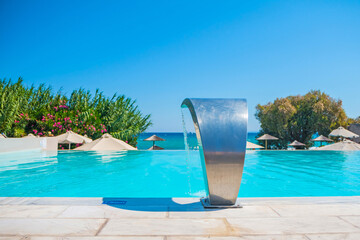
[200,197,243,208]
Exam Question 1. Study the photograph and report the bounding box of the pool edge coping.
[1,196,359,206]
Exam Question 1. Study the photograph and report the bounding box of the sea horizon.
[138,132,259,150]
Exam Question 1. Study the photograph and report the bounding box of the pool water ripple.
[0,150,359,197]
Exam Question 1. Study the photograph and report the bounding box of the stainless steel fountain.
[181,98,248,207]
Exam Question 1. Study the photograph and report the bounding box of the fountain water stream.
[181,108,192,195]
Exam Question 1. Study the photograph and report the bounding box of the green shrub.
[0,78,151,147]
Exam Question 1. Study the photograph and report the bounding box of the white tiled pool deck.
[0,196,360,239]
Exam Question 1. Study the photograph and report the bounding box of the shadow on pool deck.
[102,197,222,212]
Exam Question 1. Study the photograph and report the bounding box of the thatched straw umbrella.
[246,141,264,150]
[288,140,306,149]
[144,134,165,150]
[75,133,136,151]
[329,127,359,139]
[311,135,333,147]
[256,134,279,149]
[316,139,360,151]
[22,133,37,138]
[55,130,92,149]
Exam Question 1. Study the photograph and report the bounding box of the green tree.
[255,90,348,149]
[347,117,360,125]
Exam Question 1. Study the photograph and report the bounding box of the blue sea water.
[137,132,259,150]
[0,148,359,197]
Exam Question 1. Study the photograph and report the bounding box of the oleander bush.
[0,77,151,146]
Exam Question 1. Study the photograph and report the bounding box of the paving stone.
[0,197,360,238]
[169,206,279,218]
[0,205,67,218]
[0,197,39,205]
[340,216,360,228]
[99,218,228,236]
[0,237,22,240]
[167,237,242,240]
[271,204,360,217]
[239,197,360,206]
[227,217,359,235]
[237,236,307,240]
[167,236,308,240]
[30,237,164,240]
[306,233,360,240]
[57,205,167,219]
[33,198,103,206]
[0,218,106,236]
[0,197,102,206]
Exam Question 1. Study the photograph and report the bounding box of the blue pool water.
[0,150,359,197]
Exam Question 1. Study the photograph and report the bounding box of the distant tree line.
[255,90,359,149]
[0,78,151,146]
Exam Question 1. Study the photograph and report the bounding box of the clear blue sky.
[1,0,360,132]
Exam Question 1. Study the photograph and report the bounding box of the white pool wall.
[0,137,58,153]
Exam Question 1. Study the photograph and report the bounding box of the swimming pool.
[0,150,359,197]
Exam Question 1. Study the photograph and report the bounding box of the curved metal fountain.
[181,98,248,207]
